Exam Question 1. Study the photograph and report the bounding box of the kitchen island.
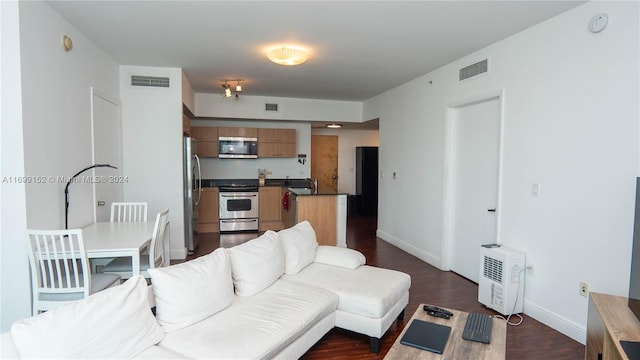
[284,188,347,247]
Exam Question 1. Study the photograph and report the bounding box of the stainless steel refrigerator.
[183,137,201,253]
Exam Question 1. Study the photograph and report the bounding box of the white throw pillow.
[11,275,163,359]
[279,221,318,275]
[314,245,366,269]
[148,248,233,332]
[227,230,284,296]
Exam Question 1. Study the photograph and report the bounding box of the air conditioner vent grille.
[131,75,170,88]
[265,103,279,111]
[483,255,503,284]
[459,59,488,81]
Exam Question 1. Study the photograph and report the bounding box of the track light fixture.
[222,79,243,99]
[222,81,231,98]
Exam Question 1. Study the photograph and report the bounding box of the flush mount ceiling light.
[266,46,310,66]
[326,123,342,129]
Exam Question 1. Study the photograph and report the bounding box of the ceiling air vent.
[459,59,488,81]
[265,103,279,112]
[130,75,170,88]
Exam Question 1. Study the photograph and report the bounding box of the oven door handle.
[220,219,258,223]
[220,194,258,198]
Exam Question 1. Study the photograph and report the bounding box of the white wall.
[0,0,121,331]
[1,0,31,332]
[191,119,311,180]
[365,1,639,343]
[19,1,120,230]
[311,128,379,194]
[195,93,362,122]
[120,66,186,260]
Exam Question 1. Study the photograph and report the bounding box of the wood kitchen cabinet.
[197,187,219,233]
[182,114,191,136]
[218,127,258,138]
[190,126,218,157]
[258,128,296,158]
[259,186,285,231]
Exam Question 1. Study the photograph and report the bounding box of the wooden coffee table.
[384,304,506,359]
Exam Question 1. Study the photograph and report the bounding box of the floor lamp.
[64,164,117,229]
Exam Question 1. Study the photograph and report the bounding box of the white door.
[450,97,501,283]
[91,91,122,222]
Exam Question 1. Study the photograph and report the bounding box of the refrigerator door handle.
[194,154,202,205]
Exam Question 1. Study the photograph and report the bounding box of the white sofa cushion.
[158,279,338,360]
[314,245,366,269]
[279,220,318,275]
[10,275,163,359]
[283,263,411,318]
[227,230,284,296]
[148,248,233,332]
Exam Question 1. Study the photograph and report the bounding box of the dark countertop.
[287,188,348,196]
[202,178,312,188]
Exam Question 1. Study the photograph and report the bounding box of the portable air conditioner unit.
[478,245,526,316]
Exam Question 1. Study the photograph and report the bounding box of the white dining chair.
[103,209,169,280]
[110,202,148,222]
[26,229,121,315]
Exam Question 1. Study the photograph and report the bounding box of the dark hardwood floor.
[187,216,584,359]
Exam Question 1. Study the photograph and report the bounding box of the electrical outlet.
[526,264,534,276]
[579,282,589,297]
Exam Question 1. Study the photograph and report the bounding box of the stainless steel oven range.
[219,185,259,232]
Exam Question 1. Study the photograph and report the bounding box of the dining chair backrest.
[110,202,148,222]
[26,229,91,314]
[149,209,170,270]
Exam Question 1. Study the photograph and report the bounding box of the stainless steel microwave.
[218,137,258,158]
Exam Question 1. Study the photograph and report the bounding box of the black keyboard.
[462,313,493,344]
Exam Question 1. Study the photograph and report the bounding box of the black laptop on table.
[400,319,452,354]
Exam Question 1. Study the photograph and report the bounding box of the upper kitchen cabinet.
[258,128,297,158]
[190,126,218,157]
[182,114,191,136]
[218,127,258,138]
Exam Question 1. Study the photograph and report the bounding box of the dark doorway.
[356,146,378,216]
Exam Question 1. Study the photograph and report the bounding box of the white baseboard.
[523,299,586,345]
[376,229,587,345]
[376,229,442,269]
[170,247,187,260]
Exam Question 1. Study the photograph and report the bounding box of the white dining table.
[82,221,156,275]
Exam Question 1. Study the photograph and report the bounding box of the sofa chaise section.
[283,252,411,352]
[278,222,412,353]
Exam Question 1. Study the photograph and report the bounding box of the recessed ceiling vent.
[459,59,488,81]
[265,103,279,112]
[130,75,170,88]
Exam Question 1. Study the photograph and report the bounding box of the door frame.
[90,86,122,222]
[441,89,505,272]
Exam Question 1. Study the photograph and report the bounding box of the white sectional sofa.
[2,221,411,359]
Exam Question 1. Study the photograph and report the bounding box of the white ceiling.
[47,1,583,102]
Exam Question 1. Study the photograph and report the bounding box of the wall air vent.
[130,75,170,88]
[459,59,488,81]
[265,103,279,112]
